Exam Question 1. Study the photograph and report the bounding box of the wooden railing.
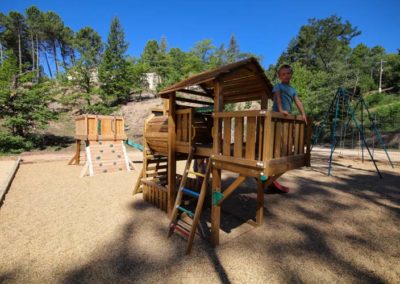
[74,114,127,141]
[212,110,311,177]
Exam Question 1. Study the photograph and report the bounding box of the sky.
[2,0,400,67]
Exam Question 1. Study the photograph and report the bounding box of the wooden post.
[167,92,176,217]
[261,91,268,110]
[256,178,264,225]
[211,80,223,246]
[305,117,313,167]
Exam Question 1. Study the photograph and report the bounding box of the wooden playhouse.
[134,57,312,250]
[69,114,133,177]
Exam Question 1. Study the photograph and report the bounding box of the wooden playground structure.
[133,57,312,252]
[69,114,133,177]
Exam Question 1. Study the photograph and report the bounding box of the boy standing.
[272,64,307,124]
[270,65,307,193]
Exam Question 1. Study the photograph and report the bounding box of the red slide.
[271,181,290,193]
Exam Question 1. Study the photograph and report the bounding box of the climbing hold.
[113,162,117,165]
[96,156,101,160]
[110,144,114,148]
[100,150,103,153]
[117,155,121,158]
[260,174,268,182]
[99,163,103,167]
[103,169,107,173]
[112,150,115,153]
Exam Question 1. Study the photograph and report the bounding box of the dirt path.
[0,152,399,283]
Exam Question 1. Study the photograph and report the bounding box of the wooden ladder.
[168,148,211,254]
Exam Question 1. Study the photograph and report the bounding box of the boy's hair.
[277,64,293,75]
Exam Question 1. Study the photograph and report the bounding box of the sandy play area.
[0,149,399,283]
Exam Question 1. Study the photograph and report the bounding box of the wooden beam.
[178,88,214,99]
[256,178,264,226]
[167,92,177,217]
[213,110,266,118]
[176,96,213,105]
[211,80,223,246]
[211,155,264,169]
[266,154,306,176]
[216,175,246,205]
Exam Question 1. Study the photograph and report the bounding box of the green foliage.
[0,132,32,153]
[98,17,132,106]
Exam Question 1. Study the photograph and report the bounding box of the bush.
[0,132,33,153]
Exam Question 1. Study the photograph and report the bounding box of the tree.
[98,17,132,106]
[279,15,360,72]
[25,6,42,77]
[141,39,159,71]
[42,11,64,76]
[226,34,239,63]
[68,27,103,106]
[0,50,56,151]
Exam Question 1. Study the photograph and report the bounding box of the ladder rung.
[181,188,200,198]
[171,224,189,237]
[188,171,205,178]
[177,206,194,218]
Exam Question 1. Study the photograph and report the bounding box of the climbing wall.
[89,141,130,175]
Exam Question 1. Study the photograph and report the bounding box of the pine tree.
[98,17,131,106]
[226,34,239,63]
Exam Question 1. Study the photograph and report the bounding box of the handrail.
[211,110,311,175]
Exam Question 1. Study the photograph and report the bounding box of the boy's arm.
[273,91,289,115]
[294,96,307,124]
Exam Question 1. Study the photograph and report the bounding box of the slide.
[271,181,290,193]
[125,140,144,151]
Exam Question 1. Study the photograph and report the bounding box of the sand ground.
[0,150,399,283]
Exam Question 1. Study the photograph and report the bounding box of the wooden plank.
[263,113,274,161]
[245,117,256,160]
[271,112,304,121]
[288,122,293,155]
[266,154,306,176]
[234,117,243,158]
[282,122,288,156]
[299,123,305,154]
[145,132,169,139]
[257,117,263,161]
[168,92,177,216]
[213,110,265,118]
[223,118,231,156]
[178,88,213,99]
[211,80,222,247]
[176,114,182,141]
[256,179,264,226]
[212,155,264,169]
[176,96,213,105]
[182,113,188,142]
[274,121,282,158]
[212,161,261,177]
[305,117,312,166]
[294,123,300,155]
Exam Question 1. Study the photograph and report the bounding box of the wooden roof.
[158,57,273,104]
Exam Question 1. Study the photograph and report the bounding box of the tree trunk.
[31,33,35,72]
[18,31,22,73]
[52,40,59,76]
[0,42,3,66]
[36,35,40,78]
[44,48,53,78]
[60,45,67,71]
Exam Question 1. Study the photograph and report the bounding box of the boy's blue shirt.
[272,83,298,112]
